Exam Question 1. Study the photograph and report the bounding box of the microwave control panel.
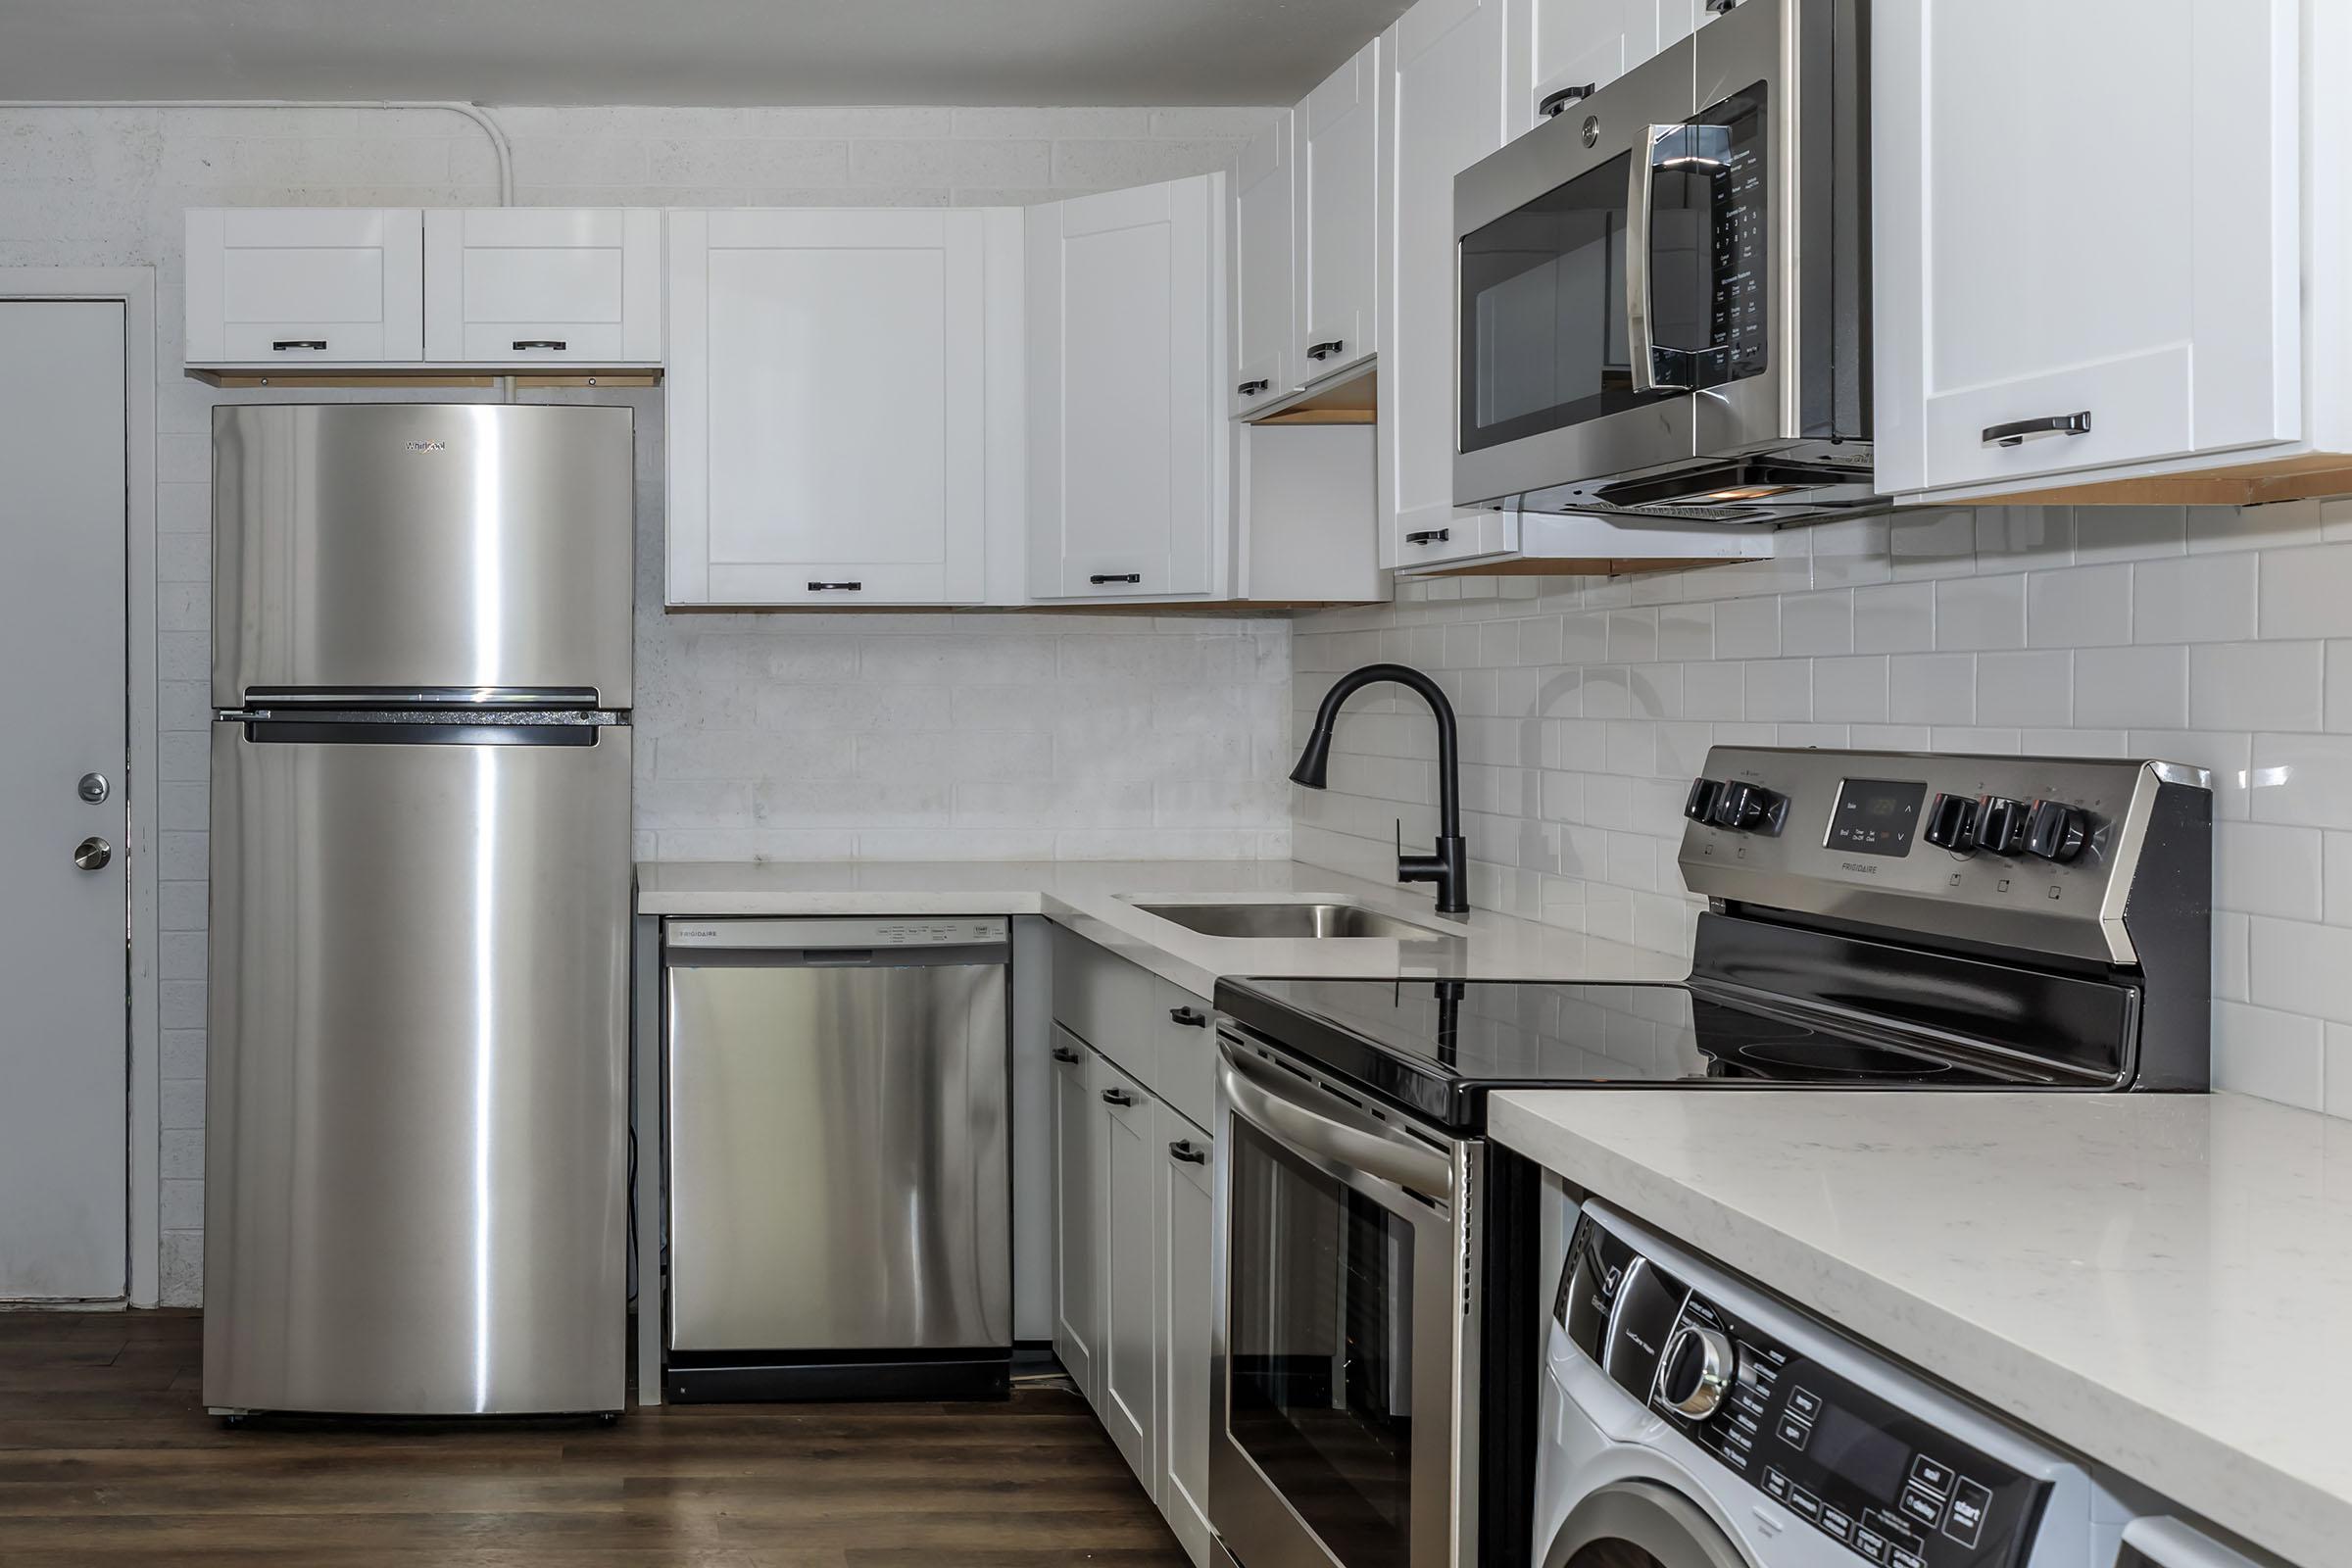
[1558,1214,2050,1568]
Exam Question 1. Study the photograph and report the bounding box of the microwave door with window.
[1451,0,1874,527]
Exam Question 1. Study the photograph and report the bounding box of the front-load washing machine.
[1533,1201,2283,1568]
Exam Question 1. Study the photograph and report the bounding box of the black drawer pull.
[512,338,567,351]
[1982,412,2091,448]
[1101,1088,1138,1107]
[1404,527,1451,546]
[1168,1140,1207,1165]
[1052,1046,1081,1065]
[1168,1005,1207,1028]
[1306,339,1345,361]
[1089,572,1143,586]
[1705,0,1737,12]
[270,340,327,352]
[806,580,863,592]
[1539,83,1596,118]
[1238,378,1271,397]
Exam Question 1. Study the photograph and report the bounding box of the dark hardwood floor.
[0,1311,1187,1567]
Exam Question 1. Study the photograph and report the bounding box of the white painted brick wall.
[0,101,1285,1303]
[1293,503,2352,1121]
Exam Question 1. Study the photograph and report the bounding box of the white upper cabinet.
[1877,0,2303,500]
[1383,0,1515,569]
[1228,115,1296,417]
[185,208,423,366]
[423,208,662,365]
[1296,38,1381,387]
[1027,173,1226,601]
[666,208,1015,607]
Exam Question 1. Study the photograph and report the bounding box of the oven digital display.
[1826,779,1927,858]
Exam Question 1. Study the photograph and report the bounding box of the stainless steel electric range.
[1203,747,2213,1568]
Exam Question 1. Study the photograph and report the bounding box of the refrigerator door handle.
[235,718,607,747]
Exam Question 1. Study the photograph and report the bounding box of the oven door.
[1210,1033,1473,1568]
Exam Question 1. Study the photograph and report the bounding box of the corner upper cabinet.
[1026,173,1227,601]
[423,208,661,366]
[1382,0,1516,569]
[1877,0,2308,503]
[1296,38,1381,388]
[667,208,1019,607]
[1228,116,1296,417]
[185,208,423,366]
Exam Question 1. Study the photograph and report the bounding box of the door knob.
[74,836,112,870]
[77,772,109,803]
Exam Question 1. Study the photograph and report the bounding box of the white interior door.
[0,299,129,1300]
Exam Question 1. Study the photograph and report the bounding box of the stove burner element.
[1731,1038,1955,1080]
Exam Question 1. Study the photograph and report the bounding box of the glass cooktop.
[1212,976,2065,1135]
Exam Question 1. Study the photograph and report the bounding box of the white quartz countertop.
[635,858,1684,996]
[1489,1089,2352,1568]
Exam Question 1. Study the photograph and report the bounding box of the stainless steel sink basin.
[1128,901,1453,942]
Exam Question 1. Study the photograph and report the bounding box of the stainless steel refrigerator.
[203,403,634,1417]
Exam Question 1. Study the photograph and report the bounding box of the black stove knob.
[1685,778,1723,823]
[2025,799,2089,862]
[1922,792,1979,853]
[1975,795,2031,856]
[1657,1323,1736,1419]
[1709,780,1781,833]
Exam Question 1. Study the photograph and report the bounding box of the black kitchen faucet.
[1289,662,1469,914]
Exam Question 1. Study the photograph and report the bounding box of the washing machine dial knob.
[1657,1324,1737,1419]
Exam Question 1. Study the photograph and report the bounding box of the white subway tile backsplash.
[1851,581,1936,654]
[2217,821,2325,921]
[2248,733,2352,830]
[2074,505,2187,563]
[1933,573,2026,651]
[2074,645,2187,729]
[1713,596,1780,659]
[1888,653,1976,724]
[2188,642,2323,733]
[1812,656,1889,723]
[1976,650,2073,727]
[2259,542,2352,639]
[2027,564,2132,648]
[1781,589,1853,656]
[2134,552,2257,644]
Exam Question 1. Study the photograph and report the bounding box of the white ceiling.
[0,0,1408,107]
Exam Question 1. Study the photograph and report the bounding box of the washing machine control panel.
[1559,1215,2049,1568]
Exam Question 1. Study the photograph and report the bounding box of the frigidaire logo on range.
[404,439,448,452]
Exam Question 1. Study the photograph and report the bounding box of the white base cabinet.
[666,208,1019,607]
[1050,927,1218,1567]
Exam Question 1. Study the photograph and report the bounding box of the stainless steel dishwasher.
[662,916,1011,1400]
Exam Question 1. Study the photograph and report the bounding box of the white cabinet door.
[1050,1028,1102,1402]
[1027,174,1226,600]
[1096,1054,1159,1495]
[184,208,423,365]
[1297,38,1381,386]
[1878,0,2300,496]
[1229,115,1297,416]
[667,208,1007,606]
[1155,1102,1214,1567]
[1513,0,1671,130]
[1383,0,1516,568]
[423,208,661,365]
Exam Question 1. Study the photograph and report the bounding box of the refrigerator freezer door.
[211,403,636,710]
[666,953,1011,1353]
[203,719,631,1415]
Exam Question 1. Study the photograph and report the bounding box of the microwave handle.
[1626,124,1689,395]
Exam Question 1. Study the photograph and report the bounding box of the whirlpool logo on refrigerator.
[404,439,448,453]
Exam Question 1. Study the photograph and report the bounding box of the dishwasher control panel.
[665,916,1008,950]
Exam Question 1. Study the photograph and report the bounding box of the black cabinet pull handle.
[1705,0,1737,12]
[1306,339,1345,361]
[1168,1140,1206,1165]
[1982,412,2091,448]
[1089,572,1143,586]
[1404,527,1451,546]
[1052,1046,1081,1064]
[806,581,863,592]
[1101,1087,1137,1107]
[270,340,327,352]
[512,338,567,351]
[1168,1005,1207,1028]
[1539,83,1596,118]
[1237,378,1270,397]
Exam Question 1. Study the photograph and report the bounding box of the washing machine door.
[1542,1481,1751,1568]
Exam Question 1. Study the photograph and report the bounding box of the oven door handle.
[1218,1047,1454,1200]
[1625,123,1688,395]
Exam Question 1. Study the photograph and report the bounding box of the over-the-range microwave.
[1453,0,1874,525]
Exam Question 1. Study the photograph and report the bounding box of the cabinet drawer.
[1052,926,1157,1084]
[1394,507,1517,571]
[1151,980,1216,1131]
